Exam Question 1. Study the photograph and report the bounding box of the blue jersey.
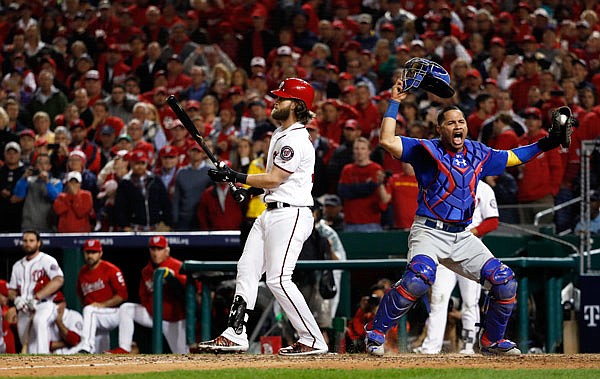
[400,137,508,225]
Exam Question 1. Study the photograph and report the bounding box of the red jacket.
[338,162,387,225]
[197,185,244,231]
[53,189,94,233]
[509,74,541,112]
[517,130,562,202]
[388,172,419,229]
[140,257,186,321]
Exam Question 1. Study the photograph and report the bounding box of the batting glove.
[208,166,248,184]
[14,296,27,312]
[25,298,39,312]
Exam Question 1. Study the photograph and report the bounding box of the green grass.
[37,369,600,379]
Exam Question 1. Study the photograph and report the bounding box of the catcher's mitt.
[550,106,574,148]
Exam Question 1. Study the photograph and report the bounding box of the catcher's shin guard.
[368,255,436,333]
[228,295,248,335]
[480,258,518,343]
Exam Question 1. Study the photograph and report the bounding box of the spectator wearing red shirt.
[509,54,541,113]
[387,162,419,229]
[354,82,381,145]
[488,113,520,150]
[53,171,93,233]
[197,181,245,231]
[338,137,390,232]
[516,107,562,224]
[107,236,188,354]
[76,239,128,353]
[467,93,495,140]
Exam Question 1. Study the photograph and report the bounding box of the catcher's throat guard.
[400,57,455,98]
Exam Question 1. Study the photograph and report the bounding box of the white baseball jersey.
[51,308,84,354]
[9,252,64,300]
[467,181,499,230]
[263,123,315,206]
[220,121,327,352]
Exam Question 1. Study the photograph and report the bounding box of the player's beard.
[271,104,292,121]
[21,245,37,257]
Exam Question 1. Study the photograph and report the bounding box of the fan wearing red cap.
[8,230,65,353]
[106,236,188,354]
[53,169,94,233]
[196,78,328,356]
[112,146,172,232]
[76,239,128,353]
[155,145,180,196]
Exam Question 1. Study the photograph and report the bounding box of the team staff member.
[365,77,571,356]
[8,230,64,354]
[195,78,328,356]
[76,239,128,354]
[416,180,499,354]
[106,236,187,354]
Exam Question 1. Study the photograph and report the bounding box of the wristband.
[236,172,248,184]
[384,100,400,119]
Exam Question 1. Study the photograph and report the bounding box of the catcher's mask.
[400,57,455,98]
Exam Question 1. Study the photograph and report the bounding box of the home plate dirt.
[0,354,598,377]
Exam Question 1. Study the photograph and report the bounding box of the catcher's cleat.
[479,331,521,356]
[278,342,328,356]
[192,335,248,353]
[459,348,476,355]
[365,329,385,357]
[104,347,130,354]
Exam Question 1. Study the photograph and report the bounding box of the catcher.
[365,58,574,356]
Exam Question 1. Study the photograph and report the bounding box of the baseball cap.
[484,78,498,87]
[149,235,168,248]
[466,68,481,78]
[251,6,267,18]
[189,142,202,151]
[523,107,542,119]
[66,171,82,183]
[98,0,111,10]
[228,86,244,97]
[381,22,395,32]
[533,8,550,19]
[276,45,292,56]
[159,145,177,158]
[83,239,103,252]
[338,72,352,80]
[5,141,21,153]
[410,39,425,48]
[490,37,505,48]
[344,119,359,130]
[186,99,200,110]
[250,56,266,67]
[357,13,372,24]
[19,129,36,139]
[101,125,115,135]
[130,150,149,163]
[116,133,132,142]
[168,54,182,62]
[154,70,167,79]
[69,149,87,162]
[323,194,341,207]
[85,70,100,80]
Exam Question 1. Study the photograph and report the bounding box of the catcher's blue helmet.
[400,57,455,98]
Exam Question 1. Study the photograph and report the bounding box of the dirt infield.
[0,354,599,377]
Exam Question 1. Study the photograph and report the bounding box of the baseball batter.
[76,239,128,353]
[107,236,188,354]
[196,78,328,355]
[8,230,64,354]
[366,78,571,356]
[417,180,499,354]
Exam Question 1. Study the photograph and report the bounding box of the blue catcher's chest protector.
[413,139,491,225]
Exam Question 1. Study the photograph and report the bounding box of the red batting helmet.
[271,78,314,108]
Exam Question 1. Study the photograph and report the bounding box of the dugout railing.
[165,256,578,355]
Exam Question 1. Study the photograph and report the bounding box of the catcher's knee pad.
[227,295,248,335]
[480,258,518,343]
[481,258,517,301]
[369,255,436,333]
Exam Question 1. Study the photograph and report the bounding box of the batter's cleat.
[479,331,521,356]
[365,329,385,356]
[278,342,328,356]
[192,335,248,353]
[104,347,129,354]
[459,348,476,355]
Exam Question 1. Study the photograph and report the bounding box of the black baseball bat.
[166,95,247,202]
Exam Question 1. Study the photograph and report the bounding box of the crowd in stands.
[0,0,599,236]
